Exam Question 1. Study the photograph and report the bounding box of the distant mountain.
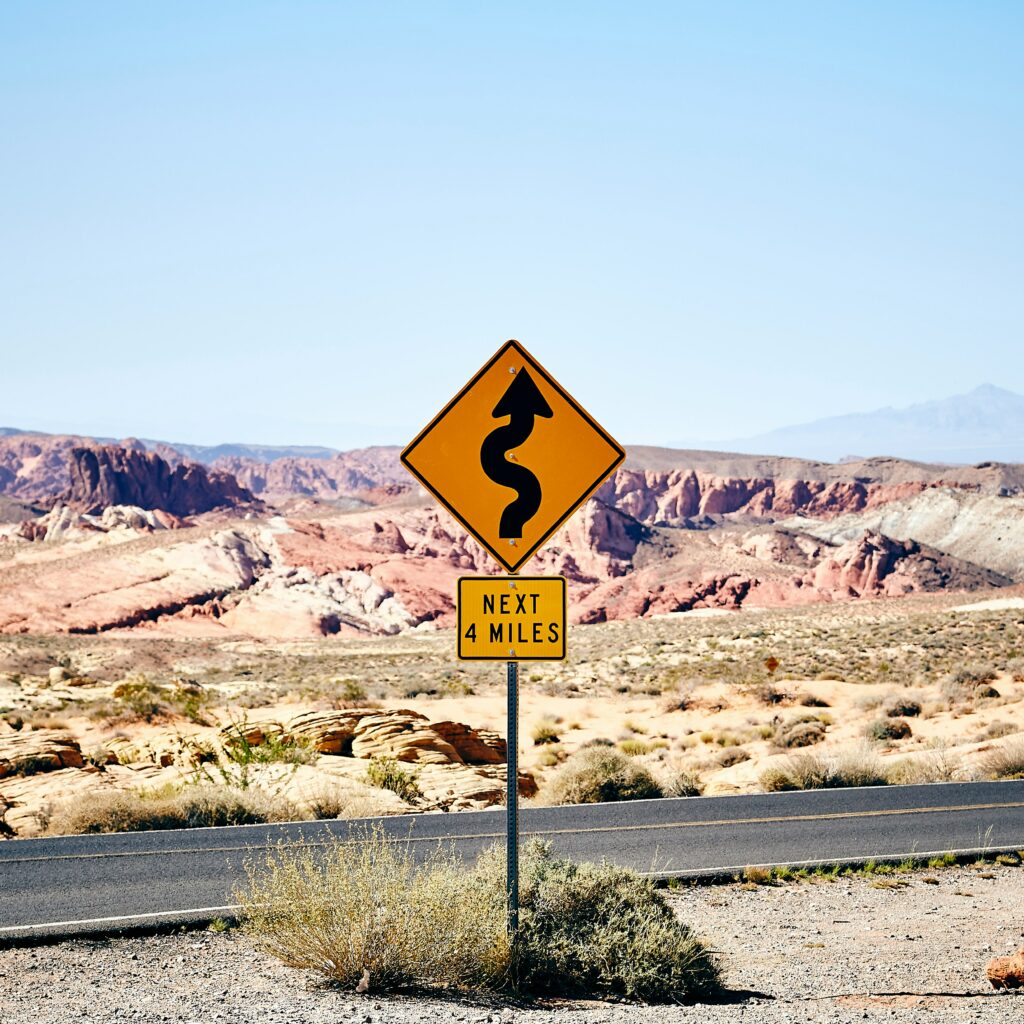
[0,427,28,437]
[147,441,340,464]
[702,385,1024,464]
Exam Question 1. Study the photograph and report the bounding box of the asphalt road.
[3,780,1024,942]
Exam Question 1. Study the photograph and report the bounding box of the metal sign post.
[506,656,519,937]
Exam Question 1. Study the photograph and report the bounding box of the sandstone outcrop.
[0,730,86,777]
[65,446,255,516]
[240,709,508,765]
[0,528,270,634]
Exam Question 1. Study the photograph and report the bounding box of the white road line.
[0,904,241,934]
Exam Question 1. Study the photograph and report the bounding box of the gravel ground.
[2,865,1023,1023]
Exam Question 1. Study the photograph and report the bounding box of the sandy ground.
[2,864,1022,1023]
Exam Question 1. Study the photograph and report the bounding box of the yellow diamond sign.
[402,340,625,574]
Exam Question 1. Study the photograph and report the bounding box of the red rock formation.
[215,446,410,502]
[595,470,940,525]
[987,948,1024,989]
[64,446,256,516]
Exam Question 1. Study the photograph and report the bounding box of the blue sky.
[2,2,1021,449]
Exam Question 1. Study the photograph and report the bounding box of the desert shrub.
[942,665,999,702]
[774,714,828,748]
[166,679,213,724]
[537,747,566,768]
[980,721,1019,740]
[514,842,721,1002]
[760,747,891,792]
[46,784,298,836]
[715,747,750,768]
[978,741,1024,780]
[239,829,509,992]
[742,865,773,885]
[752,682,787,705]
[661,767,703,797]
[109,675,170,722]
[365,755,420,801]
[953,664,997,686]
[867,718,912,742]
[536,748,663,805]
[888,746,969,784]
[302,784,404,820]
[222,725,316,767]
[532,719,562,746]
[885,698,921,718]
[797,693,831,708]
[337,678,368,702]
[238,834,721,1003]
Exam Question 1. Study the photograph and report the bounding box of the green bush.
[535,748,663,805]
[514,841,721,1002]
[45,784,298,835]
[365,755,420,801]
[222,725,316,767]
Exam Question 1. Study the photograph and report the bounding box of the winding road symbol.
[400,339,624,574]
[480,369,553,538]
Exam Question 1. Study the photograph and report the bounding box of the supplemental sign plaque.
[457,576,566,661]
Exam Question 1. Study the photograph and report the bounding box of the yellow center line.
[2,800,1021,865]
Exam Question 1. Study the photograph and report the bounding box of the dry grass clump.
[979,721,1019,740]
[977,740,1024,780]
[618,738,669,757]
[302,783,406,820]
[531,718,562,745]
[45,783,298,836]
[535,748,663,805]
[760,743,971,792]
[239,829,509,992]
[760,746,891,792]
[239,833,721,1003]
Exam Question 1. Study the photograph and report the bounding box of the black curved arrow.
[480,369,553,538]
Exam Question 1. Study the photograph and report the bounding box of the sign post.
[401,340,625,938]
[506,656,519,935]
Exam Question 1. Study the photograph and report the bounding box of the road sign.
[458,576,566,661]
[401,340,625,574]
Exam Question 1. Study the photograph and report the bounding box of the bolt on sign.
[401,340,626,575]
[458,576,566,661]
